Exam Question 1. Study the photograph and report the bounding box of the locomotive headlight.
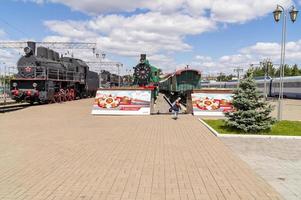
[33,82,37,88]
[24,47,32,55]
[12,82,18,87]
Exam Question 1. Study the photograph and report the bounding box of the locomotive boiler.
[10,41,99,104]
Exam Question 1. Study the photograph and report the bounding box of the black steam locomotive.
[10,41,99,104]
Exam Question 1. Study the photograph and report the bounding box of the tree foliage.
[216,74,234,81]
[225,71,276,133]
[248,62,301,78]
[0,75,13,86]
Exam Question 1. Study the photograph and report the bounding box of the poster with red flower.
[92,89,152,115]
[192,92,234,116]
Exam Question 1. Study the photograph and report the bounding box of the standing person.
[171,97,181,119]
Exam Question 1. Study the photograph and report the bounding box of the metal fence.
[17,66,85,83]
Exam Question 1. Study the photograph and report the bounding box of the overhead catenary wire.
[0,17,30,39]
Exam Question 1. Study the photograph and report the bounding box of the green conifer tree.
[225,71,275,133]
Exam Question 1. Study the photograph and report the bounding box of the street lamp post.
[273,4,298,121]
[3,64,7,105]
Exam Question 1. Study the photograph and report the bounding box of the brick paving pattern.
[222,138,301,200]
[270,99,301,121]
[0,99,282,200]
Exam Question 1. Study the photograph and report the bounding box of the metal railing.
[16,66,85,82]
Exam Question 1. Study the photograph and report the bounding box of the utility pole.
[95,53,106,88]
[233,67,243,88]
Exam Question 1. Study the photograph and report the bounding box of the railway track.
[0,103,31,113]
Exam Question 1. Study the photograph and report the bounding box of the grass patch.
[203,119,301,136]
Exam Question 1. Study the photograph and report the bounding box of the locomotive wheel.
[49,96,55,103]
[59,89,66,102]
[70,89,75,101]
[66,90,72,101]
[53,92,61,103]
[61,94,66,102]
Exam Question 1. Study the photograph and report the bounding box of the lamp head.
[273,5,282,22]
[290,6,298,22]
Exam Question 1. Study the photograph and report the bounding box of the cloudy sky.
[1,0,301,75]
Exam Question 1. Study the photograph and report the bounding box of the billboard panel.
[192,91,233,116]
[92,89,152,115]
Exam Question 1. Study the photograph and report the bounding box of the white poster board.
[92,89,152,115]
[192,92,233,116]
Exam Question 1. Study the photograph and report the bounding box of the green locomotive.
[133,54,161,98]
[133,54,160,86]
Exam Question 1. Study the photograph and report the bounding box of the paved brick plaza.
[222,138,301,200]
[0,99,282,200]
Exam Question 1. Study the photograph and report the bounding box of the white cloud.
[0,49,14,60]
[43,12,216,67]
[147,54,175,70]
[240,42,280,58]
[195,55,212,62]
[44,21,98,39]
[14,0,299,74]
[28,0,293,23]
[0,49,21,74]
[210,0,292,23]
[43,35,71,42]
[192,38,301,75]
[240,40,301,62]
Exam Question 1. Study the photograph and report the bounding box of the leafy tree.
[252,66,265,77]
[0,75,11,86]
[225,71,276,133]
[247,61,277,78]
[217,73,226,81]
[267,64,276,77]
[217,73,234,81]
[291,64,301,76]
[284,64,292,76]
[275,64,291,76]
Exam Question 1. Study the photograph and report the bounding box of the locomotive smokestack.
[27,41,36,55]
[140,54,146,63]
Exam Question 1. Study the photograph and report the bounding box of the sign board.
[192,90,234,116]
[92,89,152,115]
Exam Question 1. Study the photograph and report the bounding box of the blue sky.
[1,0,301,75]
